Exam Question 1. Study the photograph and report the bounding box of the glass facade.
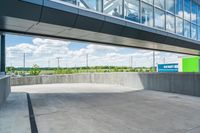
[184,0,191,21]
[198,7,200,24]
[154,0,165,9]
[154,9,165,29]
[176,17,183,35]
[184,20,191,38]
[191,24,197,40]
[124,0,140,22]
[198,27,200,40]
[141,3,153,26]
[166,0,175,13]
[191,2,197,24]
[56,0,200,41]
[142,0,153,4]
[77,0,102,12]
[175,0,183,17]
[166,13,175,32]
[103,0,123,18]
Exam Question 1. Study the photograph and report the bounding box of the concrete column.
[0,34,5,75]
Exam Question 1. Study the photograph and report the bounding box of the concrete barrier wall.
[0,76,11,107]
[11,72,200,97]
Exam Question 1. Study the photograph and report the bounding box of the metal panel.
[40,6,78,28]
[0,0,42,21]
[0,0,42,33]
[0,0,200,55]
[75,10,104,32]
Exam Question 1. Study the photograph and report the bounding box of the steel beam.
[0,34,5,75]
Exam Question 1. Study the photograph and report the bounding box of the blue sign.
[157,63,178,72]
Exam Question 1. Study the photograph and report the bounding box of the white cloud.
[6,37,184,68]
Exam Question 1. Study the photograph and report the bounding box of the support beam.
[0,34,6,75]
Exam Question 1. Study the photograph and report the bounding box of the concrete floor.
[0,93,31,133]
[1,83,200,133]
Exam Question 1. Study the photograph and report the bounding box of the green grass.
[6,66,156,76]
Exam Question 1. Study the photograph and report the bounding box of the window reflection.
[154,8,165,29]
[103,0,123,18]
[191,24,197,40]
[184,21,191,38]
[154,0,165,9]
[198,27,200,40]
[166,13,175,32]
[142,0,153,4]
[184,0,191,21]
[141,3,153,27]
[176,17,183,35]
[60,0,76,5]
[191,2,197,24]
[56,0,200,41]
[166,0,175,13]
[77,0,102,11]
[197,6,200,25]
[175,0,183,17]
[124,0,139,22]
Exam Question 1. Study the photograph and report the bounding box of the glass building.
[59,0,200,41]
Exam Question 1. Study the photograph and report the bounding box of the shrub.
[29,64,41,75]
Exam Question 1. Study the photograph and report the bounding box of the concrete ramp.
[4,83,200,133]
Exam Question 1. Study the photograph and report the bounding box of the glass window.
[154,0,165,9]
[198,27,200,40]
[175,0,183,17]
[166,13,175,32]
[166,0,175,13]
[141,3,154,27]
[197,6,200,25]
[191,2,197,24]
[124,0,140,22]
[184,0,191,21]
[184,21,191,38]
[103,0,123,18]
[142,0,153,4]
[154,8,165,29]
[61,0,77,5]
[176,17,183,35]
[77,0,102,12]
[191,24,197,40]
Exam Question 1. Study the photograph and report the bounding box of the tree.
[29,64,41,75]
[6,67,16,74]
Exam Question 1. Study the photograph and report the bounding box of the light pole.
[153,51,155,72]
[86,54,88,68]
[23,53,26,69]
[56,57,61,69]
[130,56,133,68]
[23,53,26,76]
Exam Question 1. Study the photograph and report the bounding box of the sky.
[5,34,185,68]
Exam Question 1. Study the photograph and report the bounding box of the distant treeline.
[6,66,156,76]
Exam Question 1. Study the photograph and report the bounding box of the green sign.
[182,56,200,72]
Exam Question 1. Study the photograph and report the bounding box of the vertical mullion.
[0,34,5,75]
[122,0,125,18]
[101,0,103,13]
[139,0,141,23]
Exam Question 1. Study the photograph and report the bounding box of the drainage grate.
[27,93,38,133]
